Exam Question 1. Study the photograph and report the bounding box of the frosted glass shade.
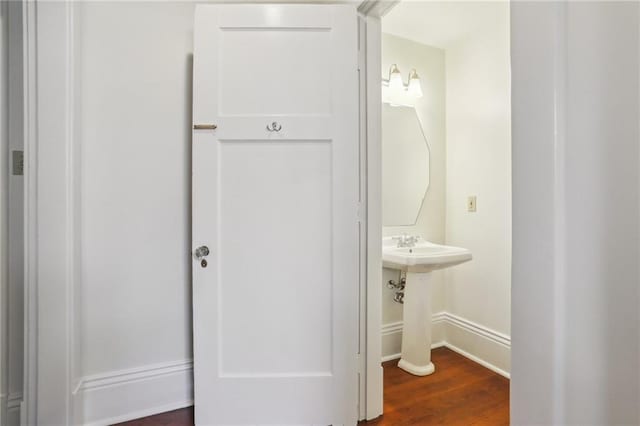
[407,69,423,98]
[388,64,404,91]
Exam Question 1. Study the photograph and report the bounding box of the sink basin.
[382,237,472,272]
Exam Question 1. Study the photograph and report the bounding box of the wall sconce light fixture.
[382,64,423,99]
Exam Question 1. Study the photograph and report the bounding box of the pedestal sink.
[383,237,472,376]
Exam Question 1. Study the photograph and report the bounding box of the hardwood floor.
[115,347,509,426]
[116,408,194,426]
[365,347,509,426]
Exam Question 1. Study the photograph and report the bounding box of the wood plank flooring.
[115,347,509,426]
[365,347,509,426]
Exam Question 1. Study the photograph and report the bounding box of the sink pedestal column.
[398,271,435,376]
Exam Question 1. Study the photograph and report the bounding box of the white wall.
[511,2,640,424]
[562,2,638,423]
[443,2,511,373]
[380,34,446,358]
[7,1,198,421]
[78,1,193,374]
[75,2,195,423]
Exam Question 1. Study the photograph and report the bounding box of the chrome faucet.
[394,233,420,248]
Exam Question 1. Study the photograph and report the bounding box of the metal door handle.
[193,124,217,130]
[193,245,210,260]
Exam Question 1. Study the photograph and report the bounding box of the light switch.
[467,196,477,212]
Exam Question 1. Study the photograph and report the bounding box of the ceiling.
[382,1,506,49]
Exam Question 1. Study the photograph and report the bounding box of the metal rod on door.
[193,124,217,130]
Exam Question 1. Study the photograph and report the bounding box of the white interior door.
[192,4,360,425]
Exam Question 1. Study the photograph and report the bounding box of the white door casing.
[192,4,360,425]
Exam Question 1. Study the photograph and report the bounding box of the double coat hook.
[266,121,282,132]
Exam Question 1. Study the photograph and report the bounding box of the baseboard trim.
[7,392,22,410]
[443,312,510,348]
[445,343,510,379]
[432,311,447,324]
[380,312,448,337]
[381,312,511,378]
[5,392,22,426]
[76,359,193,426]
[381,353,399,363]
[381,341,445,362]
[77,359,193,392]
[381,321,403,336]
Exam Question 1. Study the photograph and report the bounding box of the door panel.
[219,141,332,377]
[192,5,359,425]
[218,30,331,115]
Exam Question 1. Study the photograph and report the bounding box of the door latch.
[194,246,209,268]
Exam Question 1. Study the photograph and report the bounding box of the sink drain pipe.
[387,271,406,304]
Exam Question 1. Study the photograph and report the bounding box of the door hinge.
[357,202,364,223]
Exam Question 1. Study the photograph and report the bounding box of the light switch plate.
[467,196,477,212]
[12,150,24,176]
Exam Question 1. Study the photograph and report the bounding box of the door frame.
[21,0,569,424]
[22,1,82,424]
[356,1,398,420]
[0,1,8,424]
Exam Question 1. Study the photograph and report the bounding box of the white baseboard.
[443,312,511,378]
[0,393,5,425]
[381,340,445,363]
[6,392,22,426]
[381,354,400,363]
[443,312,510,347]
[75,359,193,426]
[445,343,510,378]
[381,311,511,378]
[381,312,448,362]
[381,320,403,336]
